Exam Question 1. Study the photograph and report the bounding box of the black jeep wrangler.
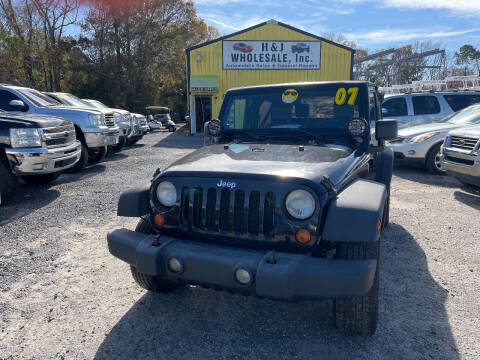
[107,81,397,336]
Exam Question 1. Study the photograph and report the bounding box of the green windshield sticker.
[282,89,298,104]
[229,144,249,154]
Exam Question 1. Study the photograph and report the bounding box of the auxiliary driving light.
[235,268,252,285]
[168,257,183,273]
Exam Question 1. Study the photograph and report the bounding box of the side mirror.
[376,120,398,141]
[207,119,222,137]
[381,108,389,116]
[9,99,27,111]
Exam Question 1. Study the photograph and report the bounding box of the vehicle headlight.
[88,113,103,126]
[113,112,123,124]
[156,181,177,207]
[285,189,315,220]
[407,132,440,143]
[10,128,42,148]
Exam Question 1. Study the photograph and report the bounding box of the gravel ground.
[0,128,479,359]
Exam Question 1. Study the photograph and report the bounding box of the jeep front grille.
[104,113,115,127]
[449,136,479,151]
[42,121,76,148]
[179,187,276,237]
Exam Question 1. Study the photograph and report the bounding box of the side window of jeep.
[0,90,22,111]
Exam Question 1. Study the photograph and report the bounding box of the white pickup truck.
[0,85,120,172]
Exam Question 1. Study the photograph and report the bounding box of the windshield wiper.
[228,129,262,141]
[288,128,325,143]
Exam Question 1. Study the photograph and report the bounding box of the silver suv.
[382,91,480,129]
[0,85,120,172]
[441,126,480,187]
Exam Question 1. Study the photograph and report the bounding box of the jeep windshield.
[220,84,368,140]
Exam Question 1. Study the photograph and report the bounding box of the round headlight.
[347,118,367,137]
[285,190,315,220]
[156,181,177,207]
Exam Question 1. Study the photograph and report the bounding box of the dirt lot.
[0,130,479,359]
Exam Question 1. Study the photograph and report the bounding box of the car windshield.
[220,85,368,138]
[19,89,60,107]
[87,100,109,109]
[437,106,480,125]
[56,93,92,108]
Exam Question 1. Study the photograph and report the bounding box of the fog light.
[235,268,252,285]
[168,257,183,273]
[295,229,311,244]
[32,163,47,170]
[154,214,165,227]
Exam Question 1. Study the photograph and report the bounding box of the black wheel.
[0,162,17,206]
[334,240,381,336]
[168,125,175,132]
[130,217,185,293]
[21,172,61,185]
[382,193,390,229]
[64,143,88,174]
[426,143,446,175]
[111,137,126,152]
[88,146,107,164]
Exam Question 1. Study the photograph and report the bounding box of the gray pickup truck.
[0,84,120,172]
[0,110,81,205]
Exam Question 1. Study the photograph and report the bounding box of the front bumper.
[441,150,480,185]
[6,140,82,175]
[84,127,120,147]
[387,140,432,166]
[107,228,377,300]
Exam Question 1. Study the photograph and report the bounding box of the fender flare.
[375,147,393,190]
[117,187,150,217]
[322,179,387,243]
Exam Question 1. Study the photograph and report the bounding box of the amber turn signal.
[154,214,165,227]
[295,229,311,244]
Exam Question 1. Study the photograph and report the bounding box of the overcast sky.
[194,0,480,52]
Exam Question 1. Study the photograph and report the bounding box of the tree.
[455,44,480,76]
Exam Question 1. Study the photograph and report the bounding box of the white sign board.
[223,40,321,70]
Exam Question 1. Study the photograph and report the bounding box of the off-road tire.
[426,143,446,175]
[382,193,390,228]
[20,173,61,185]
[130,217,185,293]
[111,137,126,152]
[88,146,107,164]
[0,161,17,206]
[334,240,380,336]
[64,143,88,174]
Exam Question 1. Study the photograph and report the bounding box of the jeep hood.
[163,143,357,186]
[399,122,459,137]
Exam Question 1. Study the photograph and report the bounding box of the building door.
[195,96,212,132]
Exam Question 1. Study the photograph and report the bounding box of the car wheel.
[334,240,380,336]
[168,125,175,132]
[426,143,446,175]
[111,137,126,152]
[88,146,107,164]
[20,173,61,185]
[63,143,88,174]
[0,162,17,206]
[130,217,186,293]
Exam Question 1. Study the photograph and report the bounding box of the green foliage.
[0,0,215,115]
